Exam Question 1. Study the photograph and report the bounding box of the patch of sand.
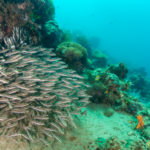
[0,104,142,150]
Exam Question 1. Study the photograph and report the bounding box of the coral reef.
[0,0,62,48]
[107,63,128,80]
[74,33,92,57]
[129,140,146,150]
[130,67,147,77]
[129,73,150,99]
[56,41,89,73]
[30,0,55,23]
[0,0,150,149]
[0,0,41,46]
[84,137,148,150]
[86,68,144,114]
[0,45,89,143]
[104,136,121,150]
[91,50,108,68]
[61,30,73,42]
[42,20,62,48]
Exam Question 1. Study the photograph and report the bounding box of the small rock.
[104,108,115,117]
[128,132,134,136]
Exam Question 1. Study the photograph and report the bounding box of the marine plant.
[56,41,88,73]
[0,39,89,144]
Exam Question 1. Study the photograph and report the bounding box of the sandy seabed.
[0,104,142,150]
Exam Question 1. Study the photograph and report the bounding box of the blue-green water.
[53,0,150,75]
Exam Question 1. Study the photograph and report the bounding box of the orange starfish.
[136,115,144,129]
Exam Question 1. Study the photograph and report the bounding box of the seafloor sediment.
[0,104,149,150]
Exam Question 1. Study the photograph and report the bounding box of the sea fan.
[0,45,89,144]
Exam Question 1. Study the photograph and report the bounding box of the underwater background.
[0,0,150,149]
[54,0,150,75]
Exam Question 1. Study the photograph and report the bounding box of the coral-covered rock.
[87,68,123,106]
[42,20,62,48]
[129,73,150,99]
[56,42,88,73]
[86,68,144,113]
[61,30,73,42]
[0,0,39,45]
[30,0,55,23]
[92,50,108,68]
[74,33,92,57]
[129,140,146,150]
[87,82,107,103]
[107,63,128,80]
[104,137,121,150]
[0,0,61,48]
[126,101,144,114]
